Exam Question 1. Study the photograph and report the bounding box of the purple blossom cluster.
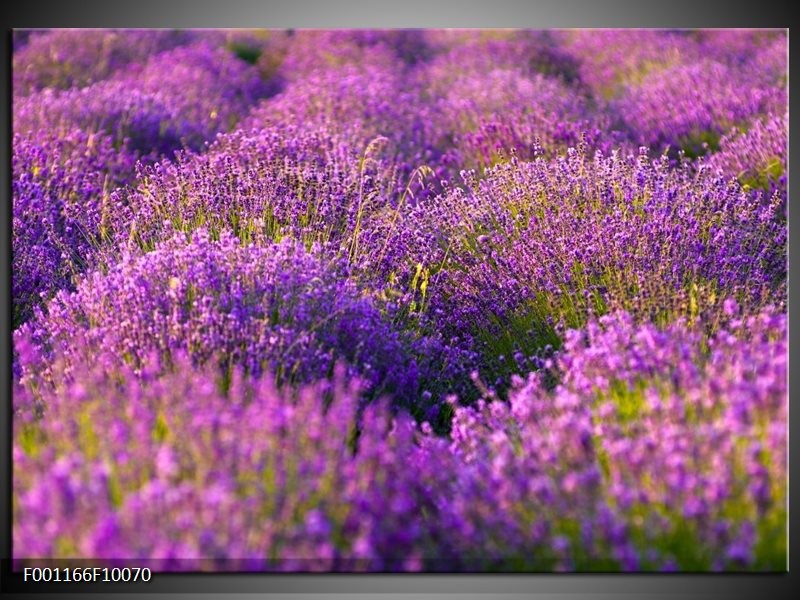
[556,30,699,100]
[415,56,605,171]
[13,307,786,570]
[273,29,425,81]
[692,29,785,66]
[241,60,429,184]
[15,41,268,161]
[12,129,134,326]
[12,29,787,572]
[422,30,577,77]
[613,59,784,154]
[358,148,785,397]
[13,29,190,95]
[558,29,786,155]
[15,230,419,402]
[446,305,786,570]
[114,124,401,256]
[707,112,788,199]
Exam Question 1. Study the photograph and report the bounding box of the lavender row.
[13,305,786,570]
[13,38,271,323]
[12,28,788,571]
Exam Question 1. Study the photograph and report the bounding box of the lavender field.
[11,29,788,571]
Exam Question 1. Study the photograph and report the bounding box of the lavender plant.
[12,129,133,326]
[415,57,608,172]
[613,59,784,155]
[707,112,788,199]
[360,146,785,397]
[445,305,786,570]
[15,41,268,161]
[556,29,698,100]
[15,230,420,403]
[13,306,786,570]
[11,28,788,572]
[13,29,190,95]
[115,125,402,254]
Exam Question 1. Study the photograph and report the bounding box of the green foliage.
[229,43,262,65]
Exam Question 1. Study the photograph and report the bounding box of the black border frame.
[1,1,794,597]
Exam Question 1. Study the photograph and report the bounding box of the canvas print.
[11,28,787,572]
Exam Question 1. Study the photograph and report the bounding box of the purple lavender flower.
[12,129,133,326]
[613,58,783,154]
[16,229,421,402]
[13,29,190,95]
[11,28,788,573]
[15,41,267,160]
[706,112,787,199]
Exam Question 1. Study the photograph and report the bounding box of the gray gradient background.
[0,0,794,597]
